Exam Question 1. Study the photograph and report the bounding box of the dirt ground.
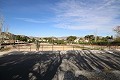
[0,50,120,80]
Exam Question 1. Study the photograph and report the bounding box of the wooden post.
[52,45,53,51]
[18,45,20,51]
[30,45,31,51]
[63,45,64,51]
[42,45,43,51]
[83,44,84,50]
[101,46,102,50]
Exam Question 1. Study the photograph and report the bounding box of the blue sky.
[1,0,120,37]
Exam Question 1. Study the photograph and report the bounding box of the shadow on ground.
[0,51,62,80]
[66,50,120,71]
[0,50,120,80]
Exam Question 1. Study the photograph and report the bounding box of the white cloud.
[16,18,47,23]
[53,0,120,31]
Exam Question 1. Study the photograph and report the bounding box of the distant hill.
[57,37,67,40]
[0,32,15,39]
[0,32,83,40]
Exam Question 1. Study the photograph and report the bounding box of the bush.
[0,46,4,50]
[92,42,108,46]
[91,41,120,46]
[0,47,11,51]
[111,41,120,46]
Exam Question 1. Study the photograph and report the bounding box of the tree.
[15,35,29,42]
[32,38,35,42]
[0,15,4,32]
[114,26,120,36]
[21,36,29,42]
[0,14,10,43]
[97,36,113,42]
[84,35,95,42]
[43,37,55,43]
[66,36,77,44]
[114,26,120,41]
[0,14,4,48]
[54,39,66,44]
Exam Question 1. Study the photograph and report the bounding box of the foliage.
[66,36,77,43]
[84,35,95,41]
[54,40,66,45]
[43,37,53,43]
[0,47,11,51]
[99,36,113,42]
[31,38,35,42]
[15,35,30,42]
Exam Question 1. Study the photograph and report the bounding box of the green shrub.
[0,47,11,52]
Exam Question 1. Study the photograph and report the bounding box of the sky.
[0,0,120,37]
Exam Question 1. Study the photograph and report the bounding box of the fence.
[16,44,79,51]
[14,44,120,51]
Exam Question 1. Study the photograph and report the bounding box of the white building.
[74,38,80,43]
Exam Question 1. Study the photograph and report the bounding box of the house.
[74,38,79,43]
